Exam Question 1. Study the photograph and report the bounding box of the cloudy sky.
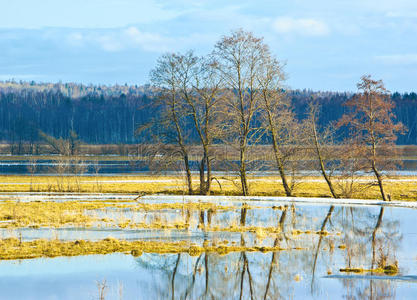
[0,0,416,91]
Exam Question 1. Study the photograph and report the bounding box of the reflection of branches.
[371,207,384,269]
[184,254,203,300]
[264,207,288,300]
[370,206,384,300]
[239,253,245,300]
[245,253,254,299]
[237,231,254,300]
[339,204,401,300]
[311,205,335,292]
[96,279,108,300]
[278,206,288,235]
[239,252,254,300]
[199,210,205,227]
[205,252,209,296]
[240,206,247,226]
[264,250,281,300]
[290,204,296,228]
[207,209,213,226]
[128,202,402,300]
[171,254,181,300]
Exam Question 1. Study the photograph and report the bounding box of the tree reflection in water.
[131,202,403,299]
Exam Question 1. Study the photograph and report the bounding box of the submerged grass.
[339,265,399,275]
[0,237,292,260]
[0,199,245,228]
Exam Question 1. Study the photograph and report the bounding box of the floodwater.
[0,159,146,175]
[0,158,416,175]
[0,195,416,299]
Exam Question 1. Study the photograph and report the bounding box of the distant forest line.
[0,81,416,148]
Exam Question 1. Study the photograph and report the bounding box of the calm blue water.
[0,159,416,175]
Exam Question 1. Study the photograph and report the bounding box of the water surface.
[0,195,416,299]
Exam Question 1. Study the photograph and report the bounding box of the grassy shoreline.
[0,174,415,201]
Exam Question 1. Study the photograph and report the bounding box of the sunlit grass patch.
[0,237,294,260]
[0,174,415,200]
[0,199,249,229]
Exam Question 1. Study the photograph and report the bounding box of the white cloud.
[62,27,214,53]
[273,17,330,36]
[375,54,417,65]
[124,27,171,52]
[66,32,84,47]
[63,27,169,52]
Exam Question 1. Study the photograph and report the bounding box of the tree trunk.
[198,148,212,195]
[171,96,193,195]
[272,143,292,197]
[199,156,206,195]
[183,152,193,195]
[371,142,387,201]
[239,143,249,196]
[240,163,249,196]
[372,162,387,201]
[205,154,212,195]
[265,102,292,196]
[311,119,338,198]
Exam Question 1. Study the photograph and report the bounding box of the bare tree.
[175,52,222,195]
[257,55,299,196]
[306,102,338,198]
[337,75,406,201]
[149,53,194,195]
[39,130,81,156]
[334,142,371,198]
[213,29,268,196]
[145,51,223,195]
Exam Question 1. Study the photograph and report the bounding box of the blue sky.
[0,0,416,92]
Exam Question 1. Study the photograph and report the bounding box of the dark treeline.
[0,81,416,146]
[291,90,417,145]
[0,81,155,145]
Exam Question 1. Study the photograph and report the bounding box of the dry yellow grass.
[0,174,415,200]
[0,199,244,229]
[0,237,295,260]
[0,174,412,261]
[0,201,97,228]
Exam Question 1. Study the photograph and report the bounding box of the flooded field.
[0,194,416,299]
